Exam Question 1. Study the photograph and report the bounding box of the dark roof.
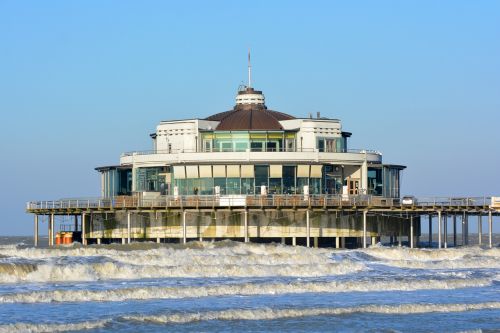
[205,104,295,130]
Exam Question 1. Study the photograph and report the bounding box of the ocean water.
[0,237,499,332]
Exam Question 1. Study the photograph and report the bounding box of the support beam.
[306,210,310,248]
[398,220,402,247]
[127,211,131,244]
[443,215,448,249]
[371,236,377,246]
[34,215,39,247]
[478,215,482,246]
[453,215,457,247]
[82,213,87,245]
[428,214,432,247]
[488,210,493,249]
[292,236,296,246]
[182,210,187,244]
[363,210,367,249]
[410,215,414,249]
[465,213,469,245]
[335,237,340,249]
[313,237,318,248]
[50,213,54,247]
[438,211,442,249]
[244,210,249,243]
[462,212,466,246]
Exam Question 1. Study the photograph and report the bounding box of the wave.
[356,246,500,269]
[0,277,492,303]
[0,319,109,333]
[1,242,499,284]
[0,242,365,283]
[124,302,500,324]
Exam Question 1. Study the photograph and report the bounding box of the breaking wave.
[0,242,365,283]
[124,302,500,324]
[0,277,492,303]
[0,319,109,333]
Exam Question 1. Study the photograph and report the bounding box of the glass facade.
[135,167,167,193]
[382,167,401,198]
[173,165,326,195]
[323,165,342,194]
[317,137,346,152]
[368,168,383,196]
[130,164,401,198]
[101,168,132,197]
[201,131,296,152]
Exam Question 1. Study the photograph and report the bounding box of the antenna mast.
[248,49,252,88]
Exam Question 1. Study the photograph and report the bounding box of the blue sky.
[0,1,499,235]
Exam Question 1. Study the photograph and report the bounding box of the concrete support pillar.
[122,238,126,244]
[488,210,493,249]
[313,237,318,248]
[363,210,367,249]
[182,210,187,244]
[371,236,377,246]
[461,212,466,246]
[478,215,482,246]
[465,213,469,245]
[453,215,457,247]
[292,236,296,246]
[34,215,39,247]
[428,214,432,247]
[282,237,286,245]
[341,237,346,248]
[335,237,340,249]
[398,220,402,247]
[438,211,442,249]
[244,210,249,243]
[127,211,131,244]
[97,238,101,245]
[306,210,310,248]
[82,213,87,246]
[410,216,414,249]
[50,213,55,247]
[444,215,448,249]
[156,237,160,244]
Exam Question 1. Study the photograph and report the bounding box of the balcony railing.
[26,195,492,211]
[121,148,381,157]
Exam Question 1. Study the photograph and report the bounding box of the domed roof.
[205,87,295,130]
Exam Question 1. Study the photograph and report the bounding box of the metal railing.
[26,195,492,211]
[121,148,381,157]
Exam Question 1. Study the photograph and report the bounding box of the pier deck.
[27,195,499,249]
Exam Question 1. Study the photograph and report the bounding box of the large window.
[135,167,166,192]
[254,165,269,193]
[368,168,383,196]
[201,131,296,152]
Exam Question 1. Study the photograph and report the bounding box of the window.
[251,141,264,152]
[203,139,212,152]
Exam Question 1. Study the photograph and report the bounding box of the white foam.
[0,242,365,283]
[0,277,492,303]
[124,302,500,324]
[358,246,500,269]
[0,319,109,333]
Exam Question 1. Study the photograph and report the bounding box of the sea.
[0,235,499,333]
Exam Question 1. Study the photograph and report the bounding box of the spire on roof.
[248,49,252,88]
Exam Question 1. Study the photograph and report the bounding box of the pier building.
[26,59,499,248]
